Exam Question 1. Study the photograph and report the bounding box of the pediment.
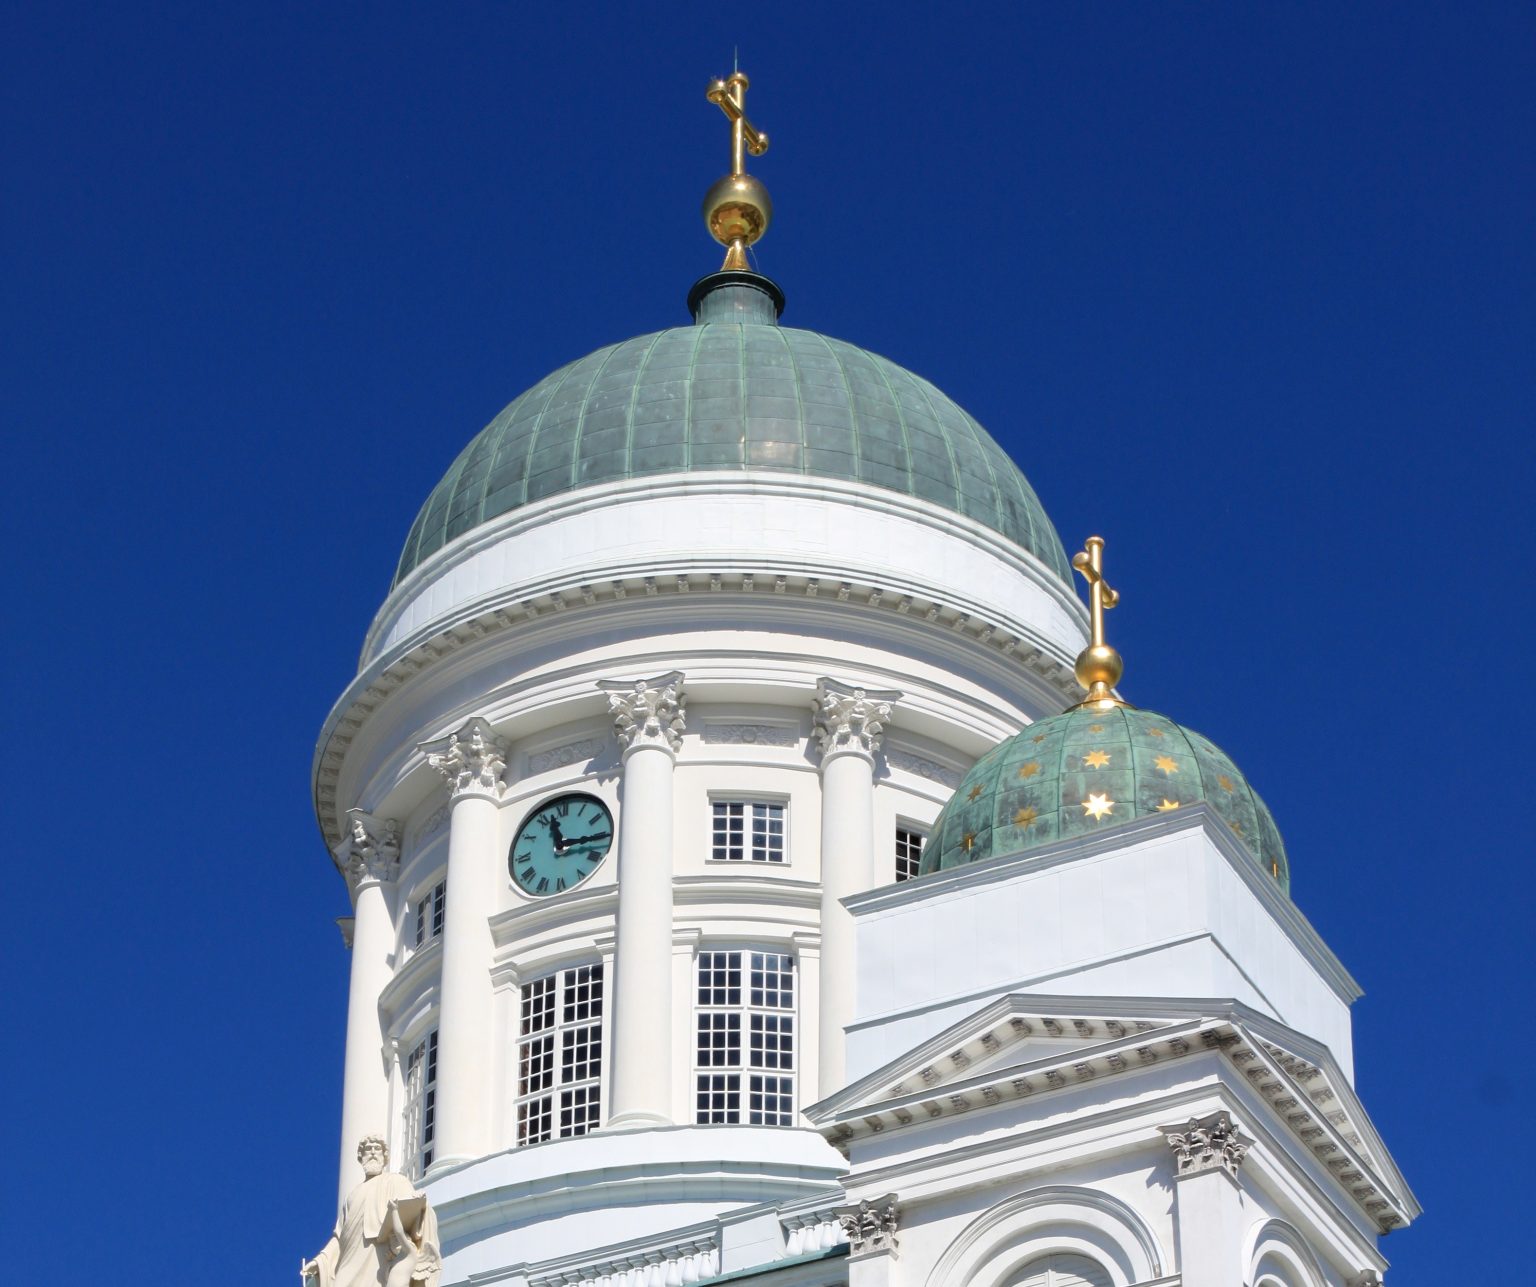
[807,994,1418,1235]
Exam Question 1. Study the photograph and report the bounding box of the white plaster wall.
[846,816,1357,1083]
[363,474,1085,669]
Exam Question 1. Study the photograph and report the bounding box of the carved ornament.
[813,677,901,763]
[837,1195,899,1256]
[1163,1110,1249,1177]
[599,671,686,756]
[333,808,400,892]
[419,717,509,800]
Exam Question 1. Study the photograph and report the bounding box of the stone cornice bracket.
[837,1195,900,1257]
[813,677,901,765]
[333,808,401,893]
[419,716,509,800]
[598,671,686,759]
[1162,1110,1249,1178]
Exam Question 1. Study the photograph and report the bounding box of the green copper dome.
[920,705,1289,891]
[394,276,1071,587]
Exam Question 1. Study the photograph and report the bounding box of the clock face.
[509,792,614,897]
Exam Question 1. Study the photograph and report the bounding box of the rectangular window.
[517,964,603,1145]
[694,949,795,1125]
[413,879,446,948]
[711,801,786,863]
[895,827,925,882]
[403,1029,438,1178]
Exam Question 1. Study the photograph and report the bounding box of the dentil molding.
[599,671,686,756]
[419,716,509,799]
[813,677,901,764]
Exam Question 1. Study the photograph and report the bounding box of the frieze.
[883,744,963,789]
[526,737,605,774]
[700,723,799,747]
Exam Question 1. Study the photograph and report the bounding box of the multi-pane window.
[517,964,603,1145]
[403,1029,438,1177]
[413,879,446,948]
[895,828,925,882]
[695,950,795,1125]
[711,801,786,863]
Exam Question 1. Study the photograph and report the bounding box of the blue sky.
[5,3,1531,1280]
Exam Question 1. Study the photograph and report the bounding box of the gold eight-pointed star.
[1082,749,1111,769]
[1154,755,1179,775]
[1013,806,1038,828]
[1018,761,1041,779]
[967,784,984,801]
[1082,793,1115,820]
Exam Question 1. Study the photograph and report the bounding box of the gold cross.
[1072,535,1119,651]
[707,72,769,178]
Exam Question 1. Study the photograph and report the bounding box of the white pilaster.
[421,716,509,1168]
[1163,1110,1250,1287]
[599,671,685,1128]
[839,1196,900,1287]
[332,809,400,1206]
[812,677,899,1098]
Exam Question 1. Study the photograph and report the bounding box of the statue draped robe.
[310,1171,442,1287]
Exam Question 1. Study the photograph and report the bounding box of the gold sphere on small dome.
[703,173,773,249]
[1075,643,1124,692]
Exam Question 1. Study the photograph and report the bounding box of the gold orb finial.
[1070,535,1129,711]
[703,70,772,271]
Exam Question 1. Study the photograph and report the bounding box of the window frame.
[708,796,789,865]
[894,823,927,882]
[693,946,797,1126]
[515,962,604,1146]
[412,877,446,949]
[402,1027,438,1179]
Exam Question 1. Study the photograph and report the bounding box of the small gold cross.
[706,72,769,178]
[1071,535,1119,651]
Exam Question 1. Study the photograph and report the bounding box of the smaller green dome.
[920,705,1289,891]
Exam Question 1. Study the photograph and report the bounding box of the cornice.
[314,569,1084,848]
[805,994,1411,1235]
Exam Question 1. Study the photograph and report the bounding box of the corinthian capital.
[1162,1110,1249,1177]
[599,671,686,756]
[334,808,400,892]
[813,677,900,764]
[420,716,509,800]
[837,1195,900,1256]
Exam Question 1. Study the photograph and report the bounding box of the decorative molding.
[599,671,686,756]
[813,677,901,764]
[410,802,451,847]
[419,716,509,800]
[1346,1273,1383,1287]
[1163,1110,1249,1177]
[700,722,799,747]
[837,1195,899,1256]
[525,736,605,774]
[884,743,964,788]
[332,808,400,891]
[335,916,355,949]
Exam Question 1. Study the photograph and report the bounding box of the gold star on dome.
[1155,798,1181,812]
[962,831,977,851]
[1146,726,1166,737]
[1217,774,1235,793]
[1083,749,1111,769]
[1230,819,1244,834]
[1031,732,1048,744]
[1013,806,1038,828]
[1088,723,1105,734]
[1018,761,1041,779]
[1082,793,1115,820]
[967,784,984,802]
[1153,755,1179,775]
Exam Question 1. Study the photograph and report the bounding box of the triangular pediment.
[807,994,1419,1235]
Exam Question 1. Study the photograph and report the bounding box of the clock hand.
[560,832,612,847]
[544,815,568,849]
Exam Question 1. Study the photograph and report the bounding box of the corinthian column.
[1162,1110,1250,1287]
[813,678,899,1098]
[419,716,509,1167]
[333,808,399,1207]
[598,671,685,1127]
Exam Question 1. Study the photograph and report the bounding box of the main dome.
[393,275,1071,588]
[920,704,1290,891]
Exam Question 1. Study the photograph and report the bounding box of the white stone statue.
[302,1136,442,1287]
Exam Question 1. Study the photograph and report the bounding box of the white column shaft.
[1173,1168,1246,1287]
[818,749,875,1097]
[336,878,394,1206]
[607,743,676,1126]
[433,790,500,1164]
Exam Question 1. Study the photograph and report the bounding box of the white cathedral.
[305,73,1417,1287]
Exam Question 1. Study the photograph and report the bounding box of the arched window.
[1007,1253,1112,1287]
